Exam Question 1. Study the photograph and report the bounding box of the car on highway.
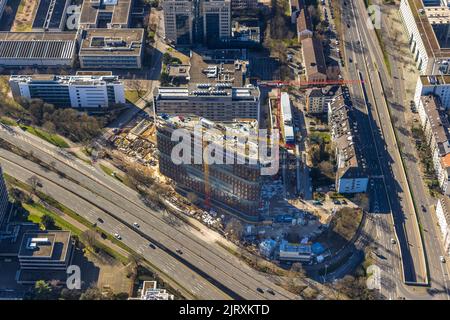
[133,222,140,228]
[176,249,183,255]
[114,233,121,240]
[391,238,396,245]
[256,287,264,294]
[267,289,275,295]
[149,243,157,249]
[440,256,446,263]
[97,217,104,223]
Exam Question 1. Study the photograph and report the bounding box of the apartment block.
[399,0,450,74]
[328,95,368,193]
[156,115,263,219]
[9,74,125,110]
[79,29,144,69]
[417,95,450,194]
[296,8,313,41]
[306,85,341,114]
[415,75,450,109]
[436,197,450,256]
[153,83,260,122]
[301,37,327,84]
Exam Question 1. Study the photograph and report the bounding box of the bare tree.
[224,218,244,242]
[27,175,42,195]
[80,229,98,248]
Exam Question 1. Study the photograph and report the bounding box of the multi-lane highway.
[0,125,299,300]
[340,0,450,299]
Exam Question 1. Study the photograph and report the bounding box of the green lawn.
[99,164,134,187]
[0,117,17,126]
[23,203,82,235]
[125,90,147,104]
[19,125,69,148]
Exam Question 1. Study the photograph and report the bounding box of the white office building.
[154,84,260,121]
[9,74,125,110]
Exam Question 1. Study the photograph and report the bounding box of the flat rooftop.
[79,28,144,56]
[155,83,260,101]
[0,32,76,60]
[420,74,450,86]
[189,50,246,87]
[18,231,71,262]
[421,95,450,155]
[80,0,132,27]
[406,0,450,58]
[10,74,122,85]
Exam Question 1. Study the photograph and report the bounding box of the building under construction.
[156,115,266,219]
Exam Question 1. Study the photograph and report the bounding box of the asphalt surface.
[0,126,298,300]
[339,0,450,299]
[354,0,450,298]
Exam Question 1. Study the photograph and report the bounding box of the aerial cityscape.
[0,0,448,306]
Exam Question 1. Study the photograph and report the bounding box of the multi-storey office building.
[162,0,195,45]
[79,0,133,29]
[153,84,260,122]
[0,0,6,21]
[156,115,264,218]
[18,231,74,271]
[0,32,77,67]
[9,74,125,110]
[0,166,9,227]
[79,28,144,69]
[162,0,231,46]
[202,0,231,46]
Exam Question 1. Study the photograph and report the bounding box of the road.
[0,126,299,300]
[339,0,429,297]
[339,0,450,299]
[351,0,450,298]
